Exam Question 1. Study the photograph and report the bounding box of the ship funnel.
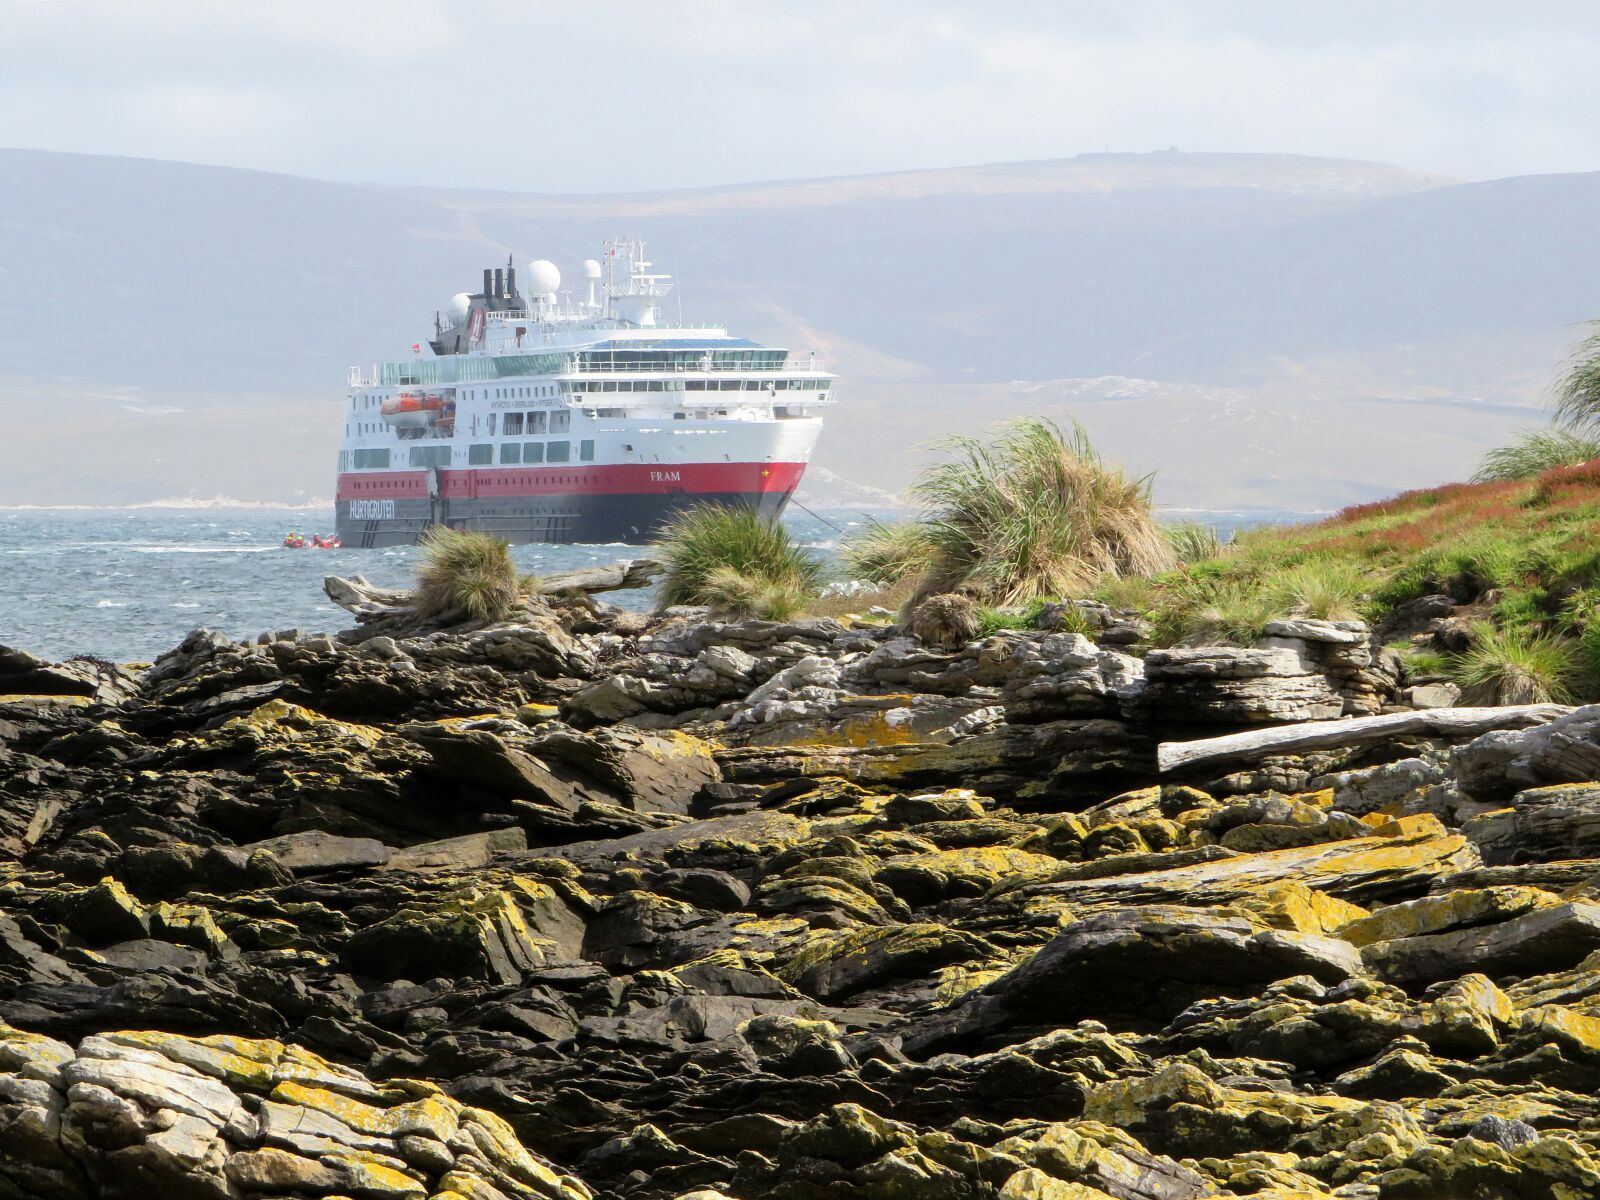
[493,268,504,299]
[482,268,493,298]
[506,264,517,298]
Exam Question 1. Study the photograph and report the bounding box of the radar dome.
[526,259,561,296]
[582,259,603,280]
[447,292,471,322]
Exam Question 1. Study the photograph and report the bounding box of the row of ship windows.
[350,441,595,469]
[343,472,601,492]
[569,379,826,393]
[465,384,560,401]
[351,379,824,412]
[495,411,571,436]
[350,383,560,414]
[347,411,575,440]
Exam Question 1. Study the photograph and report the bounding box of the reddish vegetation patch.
[1531,459,1600,507]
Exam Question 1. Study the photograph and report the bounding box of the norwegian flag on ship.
[411,342,421,354]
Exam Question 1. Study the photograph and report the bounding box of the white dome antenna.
[582,258,602,307]
[446,292,471,326]
[526,259,561,300]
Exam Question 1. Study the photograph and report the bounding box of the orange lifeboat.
[380,392,445,429]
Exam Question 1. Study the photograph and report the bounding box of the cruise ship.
[335,240,833,547]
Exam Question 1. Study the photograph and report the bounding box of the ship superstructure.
[335,239,832,546]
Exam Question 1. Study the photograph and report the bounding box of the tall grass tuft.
[655,504,826,620]
[911,418,1174,605]
[1166,521,1228,564]
[1450,622,1580,705]
[840,519,937,588]
[1472,427,1600,483]
[1552,322,1600,431]
[1151,575,1279,647]
[415,526,520,623]
[1094,573,1160,614]
[1265,559,1370,621]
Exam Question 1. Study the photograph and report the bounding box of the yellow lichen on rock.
[998,1167,1116,1198]
[1234,880,1369,935]
[1337,885,1559,947]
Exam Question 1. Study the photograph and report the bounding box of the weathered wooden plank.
[536,558,661,595]
[1158,704,1572,773]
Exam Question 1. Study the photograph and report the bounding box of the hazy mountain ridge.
[0,148,1587,507]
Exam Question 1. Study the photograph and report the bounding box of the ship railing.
[348,366,378,387]
[564,359,825,374]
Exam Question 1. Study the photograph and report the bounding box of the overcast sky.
[3,1,1597,192]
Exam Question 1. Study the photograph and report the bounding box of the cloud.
[0,1,1597,189]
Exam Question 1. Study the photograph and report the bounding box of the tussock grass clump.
[840,520,937,588]
[696,566,811,623]
[656,504,825,621]
[1265,559,1370,622]
[1552,321,1600,431]
[415,526,520,623]
[1473,428,1600,483]
[1450,622,1580,705]
[911,418,1173,605]
[1165,521,1228,564]
[1151,575,1280,648]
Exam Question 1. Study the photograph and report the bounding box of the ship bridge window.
[580,439,595,461]
[353,448,391,469]
[409,445,451,469]
[547,441,571,463]
[468,444,493,466]
[504,413,524,436]
[523,442,545,463]
[500,443,522,465]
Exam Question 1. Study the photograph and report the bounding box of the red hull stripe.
[337,461,806,501]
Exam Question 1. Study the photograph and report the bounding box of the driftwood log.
[1157,704,1572,773]
[324,560,662,625]
[536,559,661,595]
[322,575,414,622]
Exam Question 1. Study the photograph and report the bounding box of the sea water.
[0,507,1313,662]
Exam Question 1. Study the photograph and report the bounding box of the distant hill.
[0,148,1588,508]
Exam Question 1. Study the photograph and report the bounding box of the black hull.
[334,489,795,548]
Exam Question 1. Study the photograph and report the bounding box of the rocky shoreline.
[6,574,1600,1198]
